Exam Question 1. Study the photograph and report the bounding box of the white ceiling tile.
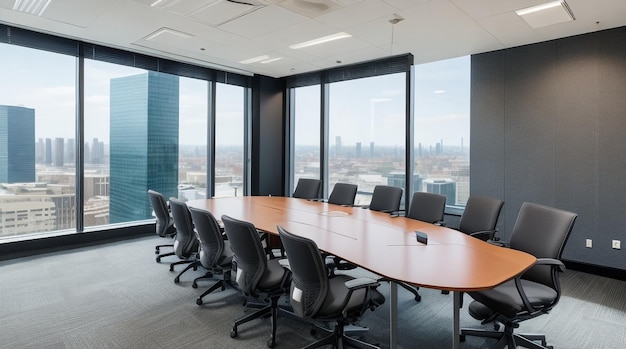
[218,4,308,39]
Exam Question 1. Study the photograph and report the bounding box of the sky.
[1,43,468,148]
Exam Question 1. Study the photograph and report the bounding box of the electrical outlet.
[612,240,621,250]
[586,239,593,248]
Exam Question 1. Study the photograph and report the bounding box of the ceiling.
[1,0,626,78]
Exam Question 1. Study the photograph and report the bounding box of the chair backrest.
[221,215,268,296]
[293,178,322,199]
[406,192,446,223]
[277,225,328,318]
[189,207,227,269]
[458,196,504,237]
[168,198,198,259]
[368,185,402,212]
[147,189,175,237]
[327,183,357,206]
[509,202,577,288]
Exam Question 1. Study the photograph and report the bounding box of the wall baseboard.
[564,260,626,281]
[0,224,154,262]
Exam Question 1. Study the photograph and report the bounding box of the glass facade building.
[0,105,35,183]
[109,72,180,223]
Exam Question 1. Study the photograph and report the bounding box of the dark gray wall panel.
[470,51,507,234]
[472,26,626,270]
[502,42,558,240]
[553,33,599,263]
[597,27,626,269]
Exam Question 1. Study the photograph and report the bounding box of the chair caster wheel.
[192,282,198,288]
[196,298,203,305]
[414,294,421,302]
[460,334,466,342]
[156,257,161,263]
[169,265,174,271]
[174,277,180,284]
[155,250,159,254]
[267,338,275,348]
[230,327,238,338]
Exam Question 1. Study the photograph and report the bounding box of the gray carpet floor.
[0,235,624,349]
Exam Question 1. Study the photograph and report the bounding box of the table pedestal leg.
[390,281,398,349]
[453,291,461,349]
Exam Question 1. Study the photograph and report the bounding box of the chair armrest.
[469,229,497,241]
[344,277,380,290]
[434,220,446,226]
[278,258,291,270]
[514,258,566,315]
[534,258,566,272]
[488,240,509,247]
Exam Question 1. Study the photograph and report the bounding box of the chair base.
[170,260,199,283]
[230,294,290,348]
[304,321,380,349]
[460,327,552,349]
[194,272,235,305]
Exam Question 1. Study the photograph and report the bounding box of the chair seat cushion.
[258,258,288,290]
[468,278,558,319]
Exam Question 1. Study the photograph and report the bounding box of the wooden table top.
[187,196,535,292]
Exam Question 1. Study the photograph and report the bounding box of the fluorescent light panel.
[13,0,51,16]
[289,32,352,50]
[516,1,575,29]
[239,55,269,64]
[260,57,282,64]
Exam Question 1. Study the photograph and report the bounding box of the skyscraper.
[424,178,457,205]
[0,105,35,183]
[54,137,64,167]
[109,71,179,223]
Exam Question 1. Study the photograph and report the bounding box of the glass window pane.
[85,63,209,227]
[293,85,321,188]
[214,83,244,198]
[178,78,208,201]
[414,56,470,206]
[0,44,76,238]
[328,73,406,205]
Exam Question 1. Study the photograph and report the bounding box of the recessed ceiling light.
[13,0,51,16]
[239,55,270,64]
[289,32,352,50]
[260,57,282,64]
[516,0,575,29]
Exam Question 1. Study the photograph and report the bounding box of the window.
[328,73,406,205]
[413,56,470,206]
[0,44,76,237]
[292,85,321,187]
[214,83,245,198]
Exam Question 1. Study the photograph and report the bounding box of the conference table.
[187,196,535,349]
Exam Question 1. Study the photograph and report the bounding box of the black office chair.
[327,182,358,206]
[188,207,234,305]
[460,202,577,349]
[457,195,505,241]
[168,198,201,284]
[406,191,446,224]
[221,215,291,348]
[148,190,176,263]
[292,178,322,200]
[385,191,447,302]
[277,225,385,349]
[366,185,403,213]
